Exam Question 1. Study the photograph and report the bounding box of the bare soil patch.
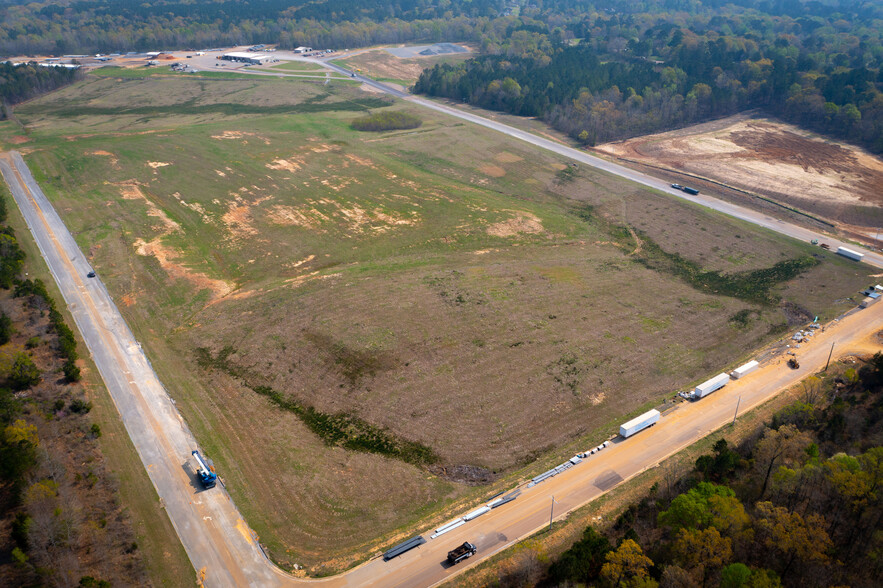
[479,164,506,177]
[9,135,30,144]
[595,115,883,229]
[340,46,473,85]
[487,211,544,237]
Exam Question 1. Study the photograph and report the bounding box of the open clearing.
[0,69,874,573]
[334,44,473,86]
[595,113,883,233]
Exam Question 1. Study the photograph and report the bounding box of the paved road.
[0,152,285,588]
[2,62,883,587]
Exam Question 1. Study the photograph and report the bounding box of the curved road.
[2,62,882,587]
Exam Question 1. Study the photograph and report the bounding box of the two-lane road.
[0,152,284,587]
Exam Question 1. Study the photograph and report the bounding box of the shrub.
[0,312,12,345]
[69,398,92,414]
[62,359,81,382]
[9,353,40,390]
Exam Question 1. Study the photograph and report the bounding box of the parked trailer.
[693,373,730,399]
[619,409,661,438]
[732,360,759,379]
[383,536,426,561]
[682,186,700,195]
[836,246,864,262]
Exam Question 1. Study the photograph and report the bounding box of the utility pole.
[549,496,558,532]
[732,395,741,426]
[825,342,835,371]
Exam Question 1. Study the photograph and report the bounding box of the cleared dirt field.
[334,44,473,86]
[0,70,873,573]
[595,114,883,233]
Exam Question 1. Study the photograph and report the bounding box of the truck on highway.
[447,542,477,564]
[619,409,661,438]
[192,450,217,489]
[682,186,700,195]
[692,373,730,399]
[836,246,864,262]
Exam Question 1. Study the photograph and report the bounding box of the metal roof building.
[221,52,270,64]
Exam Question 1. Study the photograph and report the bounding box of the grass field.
[0,71,874,573]
[267,61,325,72]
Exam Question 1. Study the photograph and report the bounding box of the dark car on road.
[87,271,96,278]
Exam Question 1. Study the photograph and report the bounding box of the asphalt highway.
[1,57,882,588]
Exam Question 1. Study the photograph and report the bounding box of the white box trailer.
[836,246,864,262]
[620,409,660,438]
[693,373,730,399]
[732,360,759,379]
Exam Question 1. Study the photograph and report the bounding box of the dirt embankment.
[595,114,883,237]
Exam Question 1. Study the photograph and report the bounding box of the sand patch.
[134,238,233,299]
[266,200,419,235]
[478,164,506,178]
[111,181,181,234]
[215,170,226,177]
[495,152,523,163]
[148,161,171,169]
[211,130,271,145]
[223,202,258,238]
[266,158,304,172]
[8,136,30,144]
[345,154,374,167]
[87,150,120,168]
[487,211,544,238]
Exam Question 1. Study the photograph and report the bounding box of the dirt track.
[595,114,883,232]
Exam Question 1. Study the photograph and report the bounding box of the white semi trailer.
[693,373,730,399]
[620,409,661,438]
[836,246,864,262]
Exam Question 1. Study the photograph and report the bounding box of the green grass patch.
[28,96,391,118]
[351,110,423,132]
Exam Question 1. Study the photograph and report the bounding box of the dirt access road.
[3,68,883,585]
[4,142,882,588]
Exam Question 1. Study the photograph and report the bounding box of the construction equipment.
[447,542,477,565]
[192,450,217,489]
[787,357,800,369]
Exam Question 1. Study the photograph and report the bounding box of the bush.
[0,311,12,345]
[9,353,40,390]
[62,359,81,382]
[69,398,92,414]
[89,423,101,438]
[351,111,422,132]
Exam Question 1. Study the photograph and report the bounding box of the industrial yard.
[0,67,875,573]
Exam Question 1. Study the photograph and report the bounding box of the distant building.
[220,52,271,64]
[294,46,313,53]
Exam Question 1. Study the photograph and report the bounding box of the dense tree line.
[539,353,883,588]
[415,5,883,153]
[0,62,81,116]
[0,0,504,56]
